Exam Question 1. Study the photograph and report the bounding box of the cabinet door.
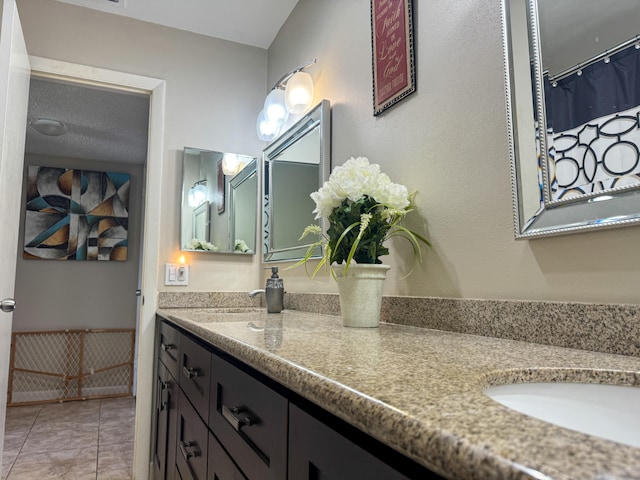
[208,432,247,480]
[176,389,209,480]
[153,361,178,480]
[288,404,412,480]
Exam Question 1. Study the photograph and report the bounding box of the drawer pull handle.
[182,366,200,379]
[161,342,176,352]
[222,405,254,431]
[179,441,200,461]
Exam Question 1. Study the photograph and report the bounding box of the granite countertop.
[156,307,640,480]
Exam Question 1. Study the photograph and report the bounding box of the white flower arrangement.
[234,239,253,253]
[187,238,219,251]
[295,156,429,277]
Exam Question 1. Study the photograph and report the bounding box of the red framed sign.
[370,0,416,116]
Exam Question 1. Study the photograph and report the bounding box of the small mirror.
[263,100,330,262]
[181,148,257,254]
[503,0,640,238]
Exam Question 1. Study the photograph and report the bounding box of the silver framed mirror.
[503,0,640,238]
[262,100,331,262]
[181,148,258,254]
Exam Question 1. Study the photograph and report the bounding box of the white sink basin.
[485,382,640,448]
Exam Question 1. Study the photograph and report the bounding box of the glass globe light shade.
[263,88,289,126]
[256,109,280,141]
[222,154,246,176]
[187,183,207,207]
[285,71,314,115]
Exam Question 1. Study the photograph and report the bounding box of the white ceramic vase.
[332,263,390,328]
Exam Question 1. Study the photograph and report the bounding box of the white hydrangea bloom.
[310,184,341,219]
[310,156,411,218]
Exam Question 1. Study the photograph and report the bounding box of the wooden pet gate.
[7,329,135,405]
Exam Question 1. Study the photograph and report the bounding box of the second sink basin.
[485,382,640,448]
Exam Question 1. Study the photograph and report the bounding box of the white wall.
[16,0,267,293]
[266,0,640,304]
[13,154,143,331]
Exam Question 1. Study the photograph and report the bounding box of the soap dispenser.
[265,266,284,313]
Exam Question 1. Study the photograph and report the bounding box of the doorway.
[5,73,147,478]
[13,56,165,480]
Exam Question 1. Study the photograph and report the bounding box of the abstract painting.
[24,166,130,261]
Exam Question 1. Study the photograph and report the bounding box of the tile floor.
[1,396,135,480]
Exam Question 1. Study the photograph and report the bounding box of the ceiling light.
[30,118,69,136]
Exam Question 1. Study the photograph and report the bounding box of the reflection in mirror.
[181,148,257,254]
[263,100,330,262]
[503,0,640,238]
[193,202,210,242]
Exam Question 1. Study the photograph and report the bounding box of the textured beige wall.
[16,0,640,304]
[266,0,640,304]
[16,0,267,293]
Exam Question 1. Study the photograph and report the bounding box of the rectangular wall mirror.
[263,100,330,262]
[503,0,640,238]
[181,147,257,254]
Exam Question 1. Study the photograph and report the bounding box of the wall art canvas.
[371,0,416,116]
[24,166,130,261]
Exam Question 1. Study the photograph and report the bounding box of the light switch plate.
[165,263,189,286]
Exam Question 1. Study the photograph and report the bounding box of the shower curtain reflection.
[544,42,640,200]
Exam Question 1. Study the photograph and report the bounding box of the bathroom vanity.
[152,307,640,480]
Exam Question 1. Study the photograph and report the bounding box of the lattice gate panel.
[8,329,135,405]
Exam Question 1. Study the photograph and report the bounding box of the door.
[0,0,30,467]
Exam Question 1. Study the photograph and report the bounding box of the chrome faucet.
[248,289,265,298]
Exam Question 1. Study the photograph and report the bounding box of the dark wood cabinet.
[176,388,209,480]
[159,320,180,379]
[289,403,416,480]
[210,354,287,480]
[153,316,439,480]
[179,334,211,421]
[152,362,178,480]
[153,328,180,480]
[208,432,247,480]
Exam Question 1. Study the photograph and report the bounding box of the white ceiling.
[27,0,301,166]
[26,76,150,165]
[55,0,300,49]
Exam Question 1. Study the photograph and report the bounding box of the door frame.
[28,56,164,479]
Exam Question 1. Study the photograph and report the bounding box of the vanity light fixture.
[257,58,316,141]
[187,180,207,208]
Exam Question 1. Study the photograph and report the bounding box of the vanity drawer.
[288,403,412,480]
[208,432,248,480]
[176,389,208,480]
[179,334,211,421]
[210,354,287,480]
[159,320,180,379]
